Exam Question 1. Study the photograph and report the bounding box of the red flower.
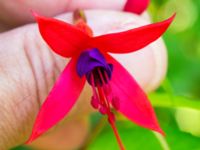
[124,0,150,14]
[26,10,175,149]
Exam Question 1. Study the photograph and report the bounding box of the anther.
[91,96,99,109]
[99,106,107,115]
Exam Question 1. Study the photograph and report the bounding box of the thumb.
[0,10,167,150]
[0,0,126,31]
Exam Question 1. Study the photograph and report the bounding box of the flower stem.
[73,9,87,23]
[73,9,93,36]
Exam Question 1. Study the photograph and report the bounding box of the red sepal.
[91,14,175,54]
[26,57,85,143]
[35,14,90,57]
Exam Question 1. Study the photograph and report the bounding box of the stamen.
[90,73,100,109]
[96,68,125,150]
[104,70,120,110]
[97,85,107,106]
[103,69,111,85]
[91,96,99,109]
[97,68,106,85]
[99,106,107,115]
[97,68,112,98]
[103,84,112,96]
[90,73,97,96]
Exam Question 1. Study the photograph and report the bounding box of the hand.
[0,1,167,150]
[0,0,126,31]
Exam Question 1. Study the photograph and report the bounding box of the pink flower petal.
[90,14,175,54]
[106,54,164,135]
[35,14,90,57]
[26,57,86,143]
[124,0,150,14]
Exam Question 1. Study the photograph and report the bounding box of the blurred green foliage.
[12,0,200,150]
[89,109,200,150]
[151,0,200,98]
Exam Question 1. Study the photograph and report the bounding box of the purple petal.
[76,48,113,84]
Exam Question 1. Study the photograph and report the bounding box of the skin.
[0,1,167,150]
[0,0,126,31]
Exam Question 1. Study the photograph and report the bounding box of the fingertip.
[66,0,126,11]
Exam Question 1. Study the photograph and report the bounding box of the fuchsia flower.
[26,10,175,149]
[124,0,150,14]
